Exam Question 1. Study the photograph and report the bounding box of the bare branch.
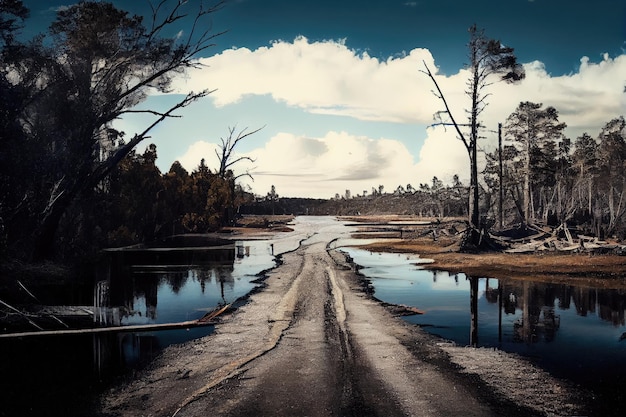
[215,125,264,179]
[120,109,183,117]
[421,62,470,151]
[87,90,210,186]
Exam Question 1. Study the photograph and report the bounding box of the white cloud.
[174,36,439,123]
[175,141,222,173]
[177,37,625,134]
[413,53,626,185]
[176,131,426,198]
[163,38,625,197]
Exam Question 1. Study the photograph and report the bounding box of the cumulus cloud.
[166,37,625,197]
[176,131,426,198]
[176,141,222,173]
[177,37,624,135]
[174,36,439,123]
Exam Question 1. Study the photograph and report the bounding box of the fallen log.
[0,303,233,339]
[0,318,216,339]
[199,302,232,322]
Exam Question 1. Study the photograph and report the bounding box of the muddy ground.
[97,217,590,417]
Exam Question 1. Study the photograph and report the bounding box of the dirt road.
[99,217,585,417]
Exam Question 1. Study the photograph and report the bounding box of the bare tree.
[421,25,524,244]
[215,125,263,180]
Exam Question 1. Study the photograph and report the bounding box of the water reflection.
[342,247,626,414]
[91,240,276,379]
[0,240,277,417]
[100,241,275,327]
[468,275,478,346]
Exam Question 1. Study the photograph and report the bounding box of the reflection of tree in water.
[572,287,596,317]
[431,271,460,285]
[500,281,561,343]
[590,289,626,326]
[569,286,626,326]
[125,274,159,320]
[216,265,235,302]
[189,266,235,301]
[192,269,212,294]
[484,279,499,303]
[165,271,188,294]
[497,280,626,343]
[513,305,560,343]
[468,276,479,346]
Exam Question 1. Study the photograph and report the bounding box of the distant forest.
[1,1,625,263]
[258,109,626,244]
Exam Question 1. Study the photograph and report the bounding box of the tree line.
[486,108,626,239]
[323,107,625,241]
[423,25,625,247]
[1,2,624,264]
[77,145,251,257]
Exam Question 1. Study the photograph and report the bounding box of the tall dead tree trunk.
[421,25,524,246]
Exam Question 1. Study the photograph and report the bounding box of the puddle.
[113,240,275,325]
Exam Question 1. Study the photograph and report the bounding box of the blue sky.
[24,1,626,197]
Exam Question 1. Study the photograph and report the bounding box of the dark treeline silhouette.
[1,2,625,264]
[0,1,224,261]
[240,176,469,218]
[485,112,626,239]
[3,140,249,261]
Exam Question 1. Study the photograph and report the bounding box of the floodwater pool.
[0,239,277,417]
[341,247,626,416]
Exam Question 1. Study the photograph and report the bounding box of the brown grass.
[358,237,626,288]
[344,215,626,289]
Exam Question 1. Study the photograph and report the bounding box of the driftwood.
[0,298,43,330]
[0,319,216,339]
[0,303,233,339]
[198,302,232,322]
[501,222,626,254]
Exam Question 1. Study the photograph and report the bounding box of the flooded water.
[341,247,626,415]
[0,239,277,417]
[114,240,275,325]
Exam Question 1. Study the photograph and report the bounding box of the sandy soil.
[97,217,589,417]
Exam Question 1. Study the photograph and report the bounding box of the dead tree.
[421,25,524,247]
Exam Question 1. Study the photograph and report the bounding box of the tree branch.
[421,61,470,152]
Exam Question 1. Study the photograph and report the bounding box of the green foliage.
[483,107,626,239]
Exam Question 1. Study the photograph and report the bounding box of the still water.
[0,240,276,417]
[341,247,626,415]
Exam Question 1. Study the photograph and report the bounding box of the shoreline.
[356,237,626,288]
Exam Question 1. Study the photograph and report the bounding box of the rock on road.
[100,217,585,417]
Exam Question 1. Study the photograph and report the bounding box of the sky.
[24,0,626,198]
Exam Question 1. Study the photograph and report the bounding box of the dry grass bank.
[343,215,626,289]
